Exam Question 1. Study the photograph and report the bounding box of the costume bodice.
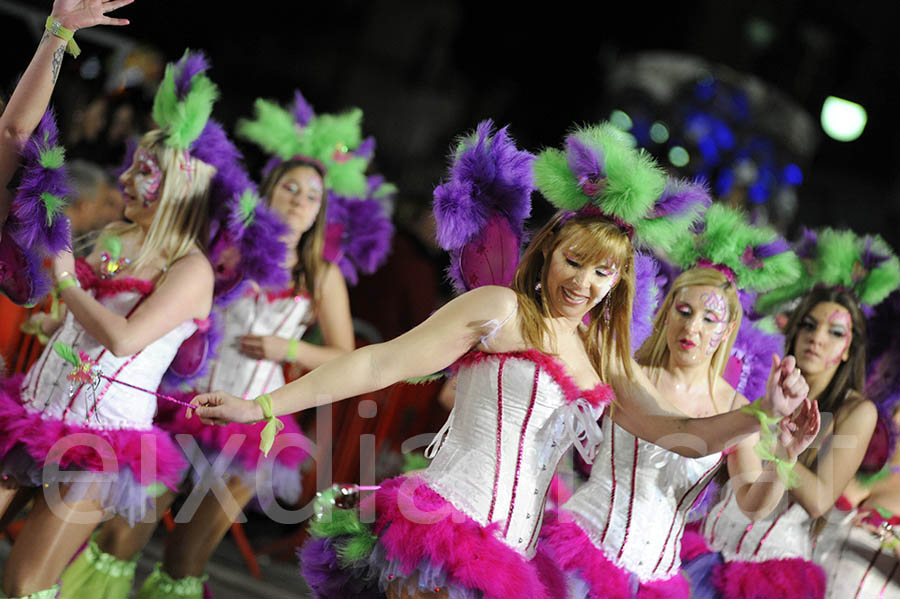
[21,269,196,430]
[199,288,312,398]
[562,416,723,581]
[423,349,614,558]
[703,485,814,562]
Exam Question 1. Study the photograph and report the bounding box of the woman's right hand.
[187,391,263,426]
[778,398,821,460]
[51,0,133,31]
[760,354,809,419]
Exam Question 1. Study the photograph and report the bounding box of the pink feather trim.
[156,391,309,470]
[679,523,712,562]
[453,350,615,408]
[540,509,691,599]
[373,476,564,599]
[713,558,825,599]
[74,257,154,299]
[0,375,185,488]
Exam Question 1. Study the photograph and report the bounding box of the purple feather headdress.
[631,252,663,352]
[323,176,395,285]
[433,120,534,292]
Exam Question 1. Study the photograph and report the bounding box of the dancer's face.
[665,285,734,367]
[794,301,852,378]
[544,243,619,320]
[269,165,324,237]
[120,147,163,225]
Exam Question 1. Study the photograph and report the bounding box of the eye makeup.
[134,149,162,207]
[826,310,852,366]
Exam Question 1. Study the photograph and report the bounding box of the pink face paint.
[700,292,729,355]
[134,149,162,207]
[826,310,852,366]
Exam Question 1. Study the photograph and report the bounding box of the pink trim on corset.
[453,349,614,408]
[26,323,69,407]
[87,350,142,419]
[504,365,540,537]
[856,545,882,598]
[664,454,726,573]
[735,522,755,554]
[709,492,733,546]
[240,297,304,398]
[265,287,309,302]
[601,423,617,544]
[487,356,507,523]
[616,436,639,560]
[751,505,788,557]
[879,560,899,597]
[259,362,279,395]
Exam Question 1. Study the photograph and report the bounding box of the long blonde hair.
[512,211,635,382]
[635,268,741,399]
[115,130,216,278]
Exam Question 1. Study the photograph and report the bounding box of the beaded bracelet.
[740,402,800,488]
[45,16,81,58]
[255,393,284,457]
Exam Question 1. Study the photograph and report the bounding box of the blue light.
[783,164,803,185]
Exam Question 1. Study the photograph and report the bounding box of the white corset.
[21,290,197,430]
[198,290,311,398]
[704,486,814,562]
[423,350,611,558]
[563,416,723,581]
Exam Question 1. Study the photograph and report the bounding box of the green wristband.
[45,16,80,58]
[255,393,284,457]
[741,403,799,488]
[55,275,80,293]
[285,338,299,362]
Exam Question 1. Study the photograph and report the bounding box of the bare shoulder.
[465,285,519,314]
[168,250,214,284]
[717,377,749,411]
[837,392,877,429]
[319,261,348,289]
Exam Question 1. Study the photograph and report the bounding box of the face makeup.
[134,149,162,207]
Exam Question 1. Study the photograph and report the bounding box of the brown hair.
[259,158,329,310]
[635,268,741,399]
[512,211,635,382]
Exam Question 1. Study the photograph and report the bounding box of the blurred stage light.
[668,146,690,167]
[821,96,867,142]
[783,164,803,185]
[610,110,633,131]
[650,122,669,144]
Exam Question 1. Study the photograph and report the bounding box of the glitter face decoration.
[700,291,729,355]
[826,309,853,367]
[134,149,162,207]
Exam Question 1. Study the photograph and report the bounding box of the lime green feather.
[818,229,859,287]
[236,99,303,160]
[39,145,65,169]
[151,64,179,135]
[635,209,704,255]
[308,488,377,564]
[856,464,892,488]
[325,157,369,197]
[373,182,398,199]
[533,148,586,211]
[53,341,81,367]
[152,57,219,150]
[404,372,447,384]
[402,452,431,473]
[41,192,66,226]
[239,190,258,227]
[297,109,363,161]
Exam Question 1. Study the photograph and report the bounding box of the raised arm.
[609,354,809,458]
[191,285,518,424]
[0,0,133,191]
[53,247,213,356]
[789,396,878,518]
[238,262,355,369]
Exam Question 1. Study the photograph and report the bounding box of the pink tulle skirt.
[156,392,309,505]
[539,509,691,599]
[0,375,187,524]
[712,558,826,599]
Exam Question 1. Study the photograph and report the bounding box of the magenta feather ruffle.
[712,558,825,599]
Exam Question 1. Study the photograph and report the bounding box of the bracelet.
[45,16,80,58]
[255,393,284,457]
[285,338,299,362]
[19,316,50,345]
[740,402,800,488]
[55,271,80,293]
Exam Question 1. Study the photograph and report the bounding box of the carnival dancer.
[0,49,237,598]
[539,200,820,598]
[190,122,810,599]
[2,0,132,304]
[59,89,392,599]
[688,228,900,599]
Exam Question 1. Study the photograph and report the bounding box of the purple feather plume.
[433,120,534,252]
[9,108,71,254]
[354,136,376,161]
[795,227,818,260]
[174,51,210,100]
[653,179,712,218]
[860,235,890,271]
[235,203,290,293]
[324,190,394,286]
[298,538,381,599]
[632,252,663,352]
[753,238,790,259]
[565,135,605,184]
[728,317,784,401]
[190,121,253,228]
[292,90,316,127]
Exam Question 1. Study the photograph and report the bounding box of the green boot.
[59,532,137,599]
[136,564,207,599]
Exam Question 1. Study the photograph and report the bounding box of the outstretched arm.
[0,0,133,192]
[191,285,518,424]
[609,355,809,458]
[790,396,878,518]
[238,262,355,369]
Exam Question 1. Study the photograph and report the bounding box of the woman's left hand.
[778,398,821,460]
[51,0,133,31]
[238,334,290,362]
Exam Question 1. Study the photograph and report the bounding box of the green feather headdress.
[151,50,219,151]
[236,91,369,196]
[669,203,802,293]
[533,123,708,252]
[756,227,900,314]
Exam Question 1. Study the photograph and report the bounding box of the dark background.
[4,0,900,248]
